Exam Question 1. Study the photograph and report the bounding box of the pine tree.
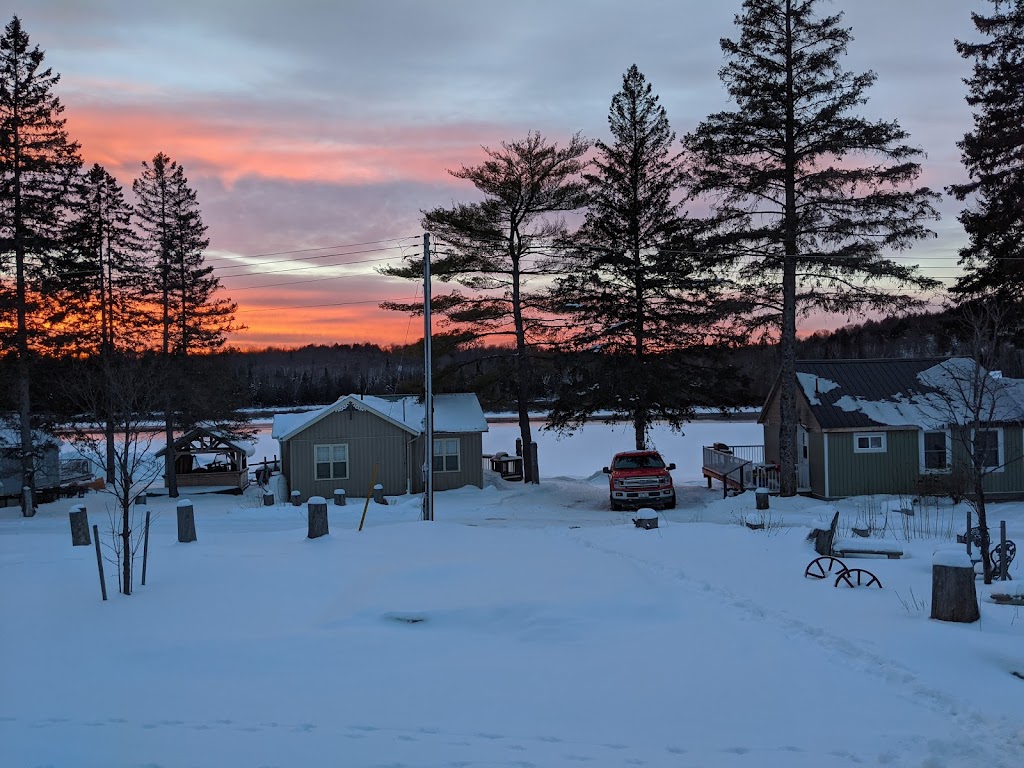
[133,153,240,496]
[949,1,1024,306]
[382,132,589,482]
[683,0,941,495]
[551,65,734,450]
[0,16,81,514]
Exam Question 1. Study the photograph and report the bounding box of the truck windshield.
[613,455,665,470]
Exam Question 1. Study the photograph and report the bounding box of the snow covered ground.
[2,419,1023,768]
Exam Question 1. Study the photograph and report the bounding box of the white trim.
[974,427,1005,473]
[918,428,952,474]
[314,443,349,480]
[853,432,887,453]
[433,437,461,473]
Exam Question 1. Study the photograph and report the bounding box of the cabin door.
[798,425,810,490]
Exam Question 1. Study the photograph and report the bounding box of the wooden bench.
[488,452,524,481]
[812,511,903,560]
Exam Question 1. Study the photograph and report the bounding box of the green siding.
[809,431,825,498]
[951,426,1024,497]
[827,430,921,497]
[410,432,484,493]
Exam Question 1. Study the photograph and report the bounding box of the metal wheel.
[969,526,985,548]
[835,568,882,588]
[804,556,848,580]
[992,540,1016,573]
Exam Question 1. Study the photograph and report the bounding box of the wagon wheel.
[992,541,1016,572]
[969,526,985,549]
[804,556,848,580]
[835,568,882,588]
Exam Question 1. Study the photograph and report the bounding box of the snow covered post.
[755,487,769,511]
[176,499,197,543]
[634,508,658,530]
[528,442,539,485]
[263,489,275,506]
[291,490,302,507]
[333,488,346,506]
[307,496,329,539]
[930,550,979,623]
[372,483,387,505]
[68,504,91,546]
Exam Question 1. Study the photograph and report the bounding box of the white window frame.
[973,428,1004,473]
[314,443,349,480]
[918,429,951,473]
[433,437,460,473]
[852,432,887,454]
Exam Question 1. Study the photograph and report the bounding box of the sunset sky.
[18,0,984,349]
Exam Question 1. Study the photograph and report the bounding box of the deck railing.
[702,445,780,495]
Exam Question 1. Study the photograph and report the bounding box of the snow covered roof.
[271,394,488,442]
[154,426,257,458]
[788,358,1024,430]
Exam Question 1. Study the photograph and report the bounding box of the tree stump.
[372,484,387,505]
[334,488,346,506]
[176,500,197,543]
[69,505,91,546]
[755,487,769,510]
[263,491,275,506]
[307,496,329,539]
[930,551,979,623]
[291,490,302,507]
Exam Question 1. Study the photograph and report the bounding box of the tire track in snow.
[567,529,1024,768]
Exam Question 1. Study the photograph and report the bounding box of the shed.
[0,429,60,500]
[155,426,255,493]
[271,393,488,501]
[759,358,1024,499]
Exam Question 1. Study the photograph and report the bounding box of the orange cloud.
[65,103,499,188]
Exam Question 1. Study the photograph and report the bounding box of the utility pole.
[422,232,434,522]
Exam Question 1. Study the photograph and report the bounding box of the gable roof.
[155,426,256,458]
[768,358,1024,430]
[271,393,488,442]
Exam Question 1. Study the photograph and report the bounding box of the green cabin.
[759,358,1024,500]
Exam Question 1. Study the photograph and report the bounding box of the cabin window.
[433,438,460,473]
[975,429,1003,471]
[921,430,950,471]
[314,444,348,480]
[853,433,886,453]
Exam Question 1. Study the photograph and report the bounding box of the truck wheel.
[664,497,676,510]
[610,498,622,511]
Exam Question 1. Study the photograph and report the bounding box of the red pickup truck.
[602,450,676,511]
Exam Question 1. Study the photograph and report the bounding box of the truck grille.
[622,477,661,488]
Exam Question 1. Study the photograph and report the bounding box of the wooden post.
[334,488,346,506]
[291,490,302,506]
[755,488,769,511]
[93,524,107,601]
[69,504,91,546]
[359,464,379,532]
[307,496,329,539]
[141,510,151,586]
[529,442,539,485]
[176,500,197,543]
[930,551,979,623]
[263,490,275,506]
[515,438,522,456]
[1000,520,1008,581]
[372,483,387,505]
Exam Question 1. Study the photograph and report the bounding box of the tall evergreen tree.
[551,65,734,450]
[133,153,239,496]
[57,164,145,480]
[0,16,81,514]
[948,1,1024,307]
[382,132,590,482]
[683,0,941,495]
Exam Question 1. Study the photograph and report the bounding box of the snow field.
[1,419,1023,767]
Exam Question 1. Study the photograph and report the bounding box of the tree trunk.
[121,500,132,595]
[163,397,178,498]
[973,475,992,584]
[307,499,329,539]
[930,562,979,623]
[509,238,536,483]
[778,0,799,497]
